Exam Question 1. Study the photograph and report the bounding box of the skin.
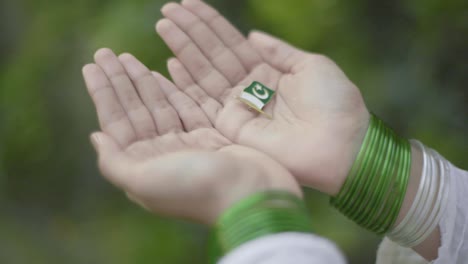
[153,0,371,196]
[83,55,301,225]
[82,0,437,260]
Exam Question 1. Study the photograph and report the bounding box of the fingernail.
[167,57,177,64]
[90,133,101,151]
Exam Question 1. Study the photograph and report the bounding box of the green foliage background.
[0,0,466,263]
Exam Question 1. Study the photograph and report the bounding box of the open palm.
[82,49,300,223]
[155,0,370,195]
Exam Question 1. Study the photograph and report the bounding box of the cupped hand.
[155,0,370,195]
[82,49,300,224]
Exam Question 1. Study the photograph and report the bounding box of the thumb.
[90,132,121,157]
[90,132,130,188]
[248,30,307,73]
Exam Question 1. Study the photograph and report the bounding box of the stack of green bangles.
[211,191,313,262]
[331,113,412,235]
[210,114,412,263]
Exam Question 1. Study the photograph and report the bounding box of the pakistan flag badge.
[238,81,275,118]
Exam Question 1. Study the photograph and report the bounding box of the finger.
[118,53,183,134]
[161,2,247,85]
[156,19,231,103]
[181,0,263,71]
[90,132,133,189]
[83,63,137,147]
[94,48,157,139]
[167,57,221,124]
[248,31,308,74]
[152,71,212,131]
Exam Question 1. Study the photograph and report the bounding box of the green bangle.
[351,125,393,223]
[330,114,411,235]
[359,128,397,226]
[209,191,313,263]
[333,116,378,208]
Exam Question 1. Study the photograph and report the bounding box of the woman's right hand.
[154,0,371,195]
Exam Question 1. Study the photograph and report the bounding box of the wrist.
[210,191,313,263]
[331,111,371,196]
[392,143,423,228]
[330,114,412,234]
[330,115,449,261]
[387,141,449,260]
[211,146,302,225]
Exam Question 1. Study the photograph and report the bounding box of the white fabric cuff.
[219,232,346,264]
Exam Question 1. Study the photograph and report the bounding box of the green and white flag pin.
[238,81,275,118]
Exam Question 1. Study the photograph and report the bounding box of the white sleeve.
[377,162,468,264]
[218,232,347,264]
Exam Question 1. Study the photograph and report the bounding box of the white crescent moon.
[252,84,269,100]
